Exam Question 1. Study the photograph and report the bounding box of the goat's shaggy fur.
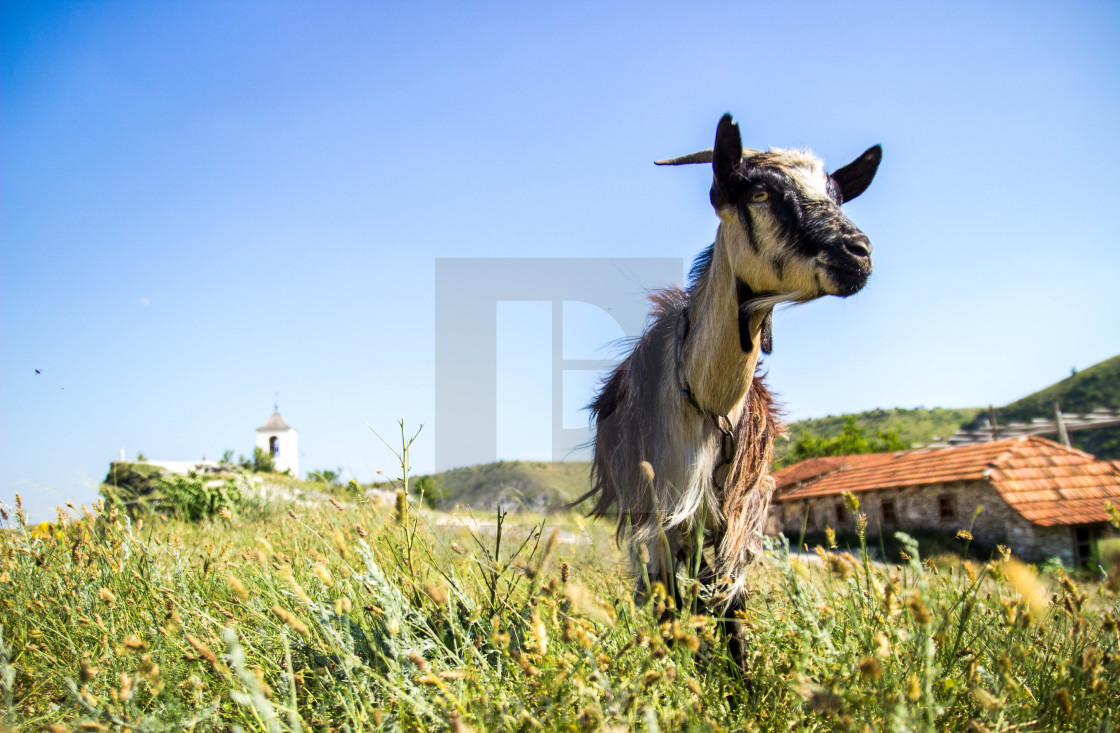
[580,114,882,614]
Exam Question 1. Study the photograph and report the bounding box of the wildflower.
[335,597,352,615]
[450,541,466,554]
[560,561,570,583]
[121,635,146,651]
[356,523,369,539]
[824,526,837,549]
[640,461,655,483]
[423,581,449,605]
[218,507,232,520]
[80,662,99,684]
[1004,559,1049,623]
[329,498,344,512]
[407,651,428,671]
[530,610,547,656]
[98,587,116,606]
[1106,500,1120,529]
[1054,688,1072,718]
[907,673,921,701]
[857,656,882,680]
[956,529,973,542]
[642,670,661,688]
[806,689,843,714]
[842,491,859,513]
[288,509,298,520]
[906,593,931,625]
[686,678,702,696]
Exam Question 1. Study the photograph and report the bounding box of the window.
[881,499,898,525]
[938,495,957,522]
[835,503,848,525]
[269,436,279,457]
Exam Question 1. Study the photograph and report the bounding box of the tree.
[238,447,276,473]
[790,416,909,462]
[309,468,342,485]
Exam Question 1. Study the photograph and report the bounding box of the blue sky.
[3,1,1118,520]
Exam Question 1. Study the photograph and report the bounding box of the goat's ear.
[831,145,882,202]
[711,113,742,208]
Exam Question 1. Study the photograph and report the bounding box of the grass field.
[2,474,1119,732]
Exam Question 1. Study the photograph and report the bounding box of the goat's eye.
[751,188,769,203]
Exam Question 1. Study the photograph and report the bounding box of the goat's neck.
[683,227,767,418]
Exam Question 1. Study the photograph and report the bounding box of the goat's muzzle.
[819,233,872,296]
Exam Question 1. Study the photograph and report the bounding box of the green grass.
[2,479,1119,732]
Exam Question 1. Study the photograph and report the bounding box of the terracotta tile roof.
[771,454,895,491]
[772,437,1120,527]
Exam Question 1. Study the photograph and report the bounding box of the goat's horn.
[654,148,761,166]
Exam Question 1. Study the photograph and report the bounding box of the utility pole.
[1054,401,1071,447]
[988,405,1000,441]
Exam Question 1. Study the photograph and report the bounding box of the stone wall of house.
[769,479,1067,562]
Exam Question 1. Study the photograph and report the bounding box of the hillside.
[964,353,1120,459]
[408,460,592,513]
[774,407,984,466]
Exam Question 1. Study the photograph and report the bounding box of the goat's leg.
[631,530,684,610]
[694,551,751,676]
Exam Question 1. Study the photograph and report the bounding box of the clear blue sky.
[3,1,1118,520]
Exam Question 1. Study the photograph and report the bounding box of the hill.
[408,460,592,513]
[964,353,1120,459]
[774,407,983,466]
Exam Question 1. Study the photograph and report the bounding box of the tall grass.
[2,464,1118,730]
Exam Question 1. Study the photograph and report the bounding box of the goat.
[580,113,881,633]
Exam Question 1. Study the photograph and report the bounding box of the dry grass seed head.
[423,581,449,605]
[271,605,310,637]
[185,634,219,667]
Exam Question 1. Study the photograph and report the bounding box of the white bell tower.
[256,404,298,476]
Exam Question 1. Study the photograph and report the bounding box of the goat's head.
[659,113,881,304]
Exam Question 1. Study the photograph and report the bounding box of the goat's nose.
[843,236,871,259]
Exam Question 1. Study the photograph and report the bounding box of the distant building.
[769,436,1120,566]
[256,411,298,476]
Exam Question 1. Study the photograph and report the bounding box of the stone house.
[769,436,1120,565]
